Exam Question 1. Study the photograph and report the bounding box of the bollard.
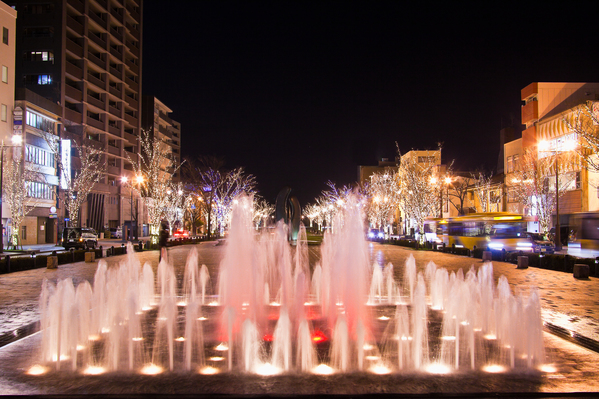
[99,245,104,258]
[84,251,95,262]
[517,255,528,269]
[482,251,492,262]
[6,255,10,273]
[111,246,114,256]
[595,257,599,276]
[32,254,36,268]
[573,264,590,279]
[70,248,75,263]
[47,255,58,269]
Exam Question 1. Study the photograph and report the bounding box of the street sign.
[49,213,57,219]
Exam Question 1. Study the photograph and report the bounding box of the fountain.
[33,194,546,379]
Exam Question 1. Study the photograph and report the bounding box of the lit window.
[1,66,6,83]
[1,104,6,122]
[38,75,51,85]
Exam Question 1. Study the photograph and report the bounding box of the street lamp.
[0,135,23,253]
[121,174,144,242]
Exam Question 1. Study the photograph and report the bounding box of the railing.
[65,107,83,124]
[89,12,108,31]
[88,51,106,70]
[66,14,84,35]
[86,115,104,130]
[89,31,107,50]
[108,85,122,98]
[65,61,83,78]
[65,85,82,102]
[87,95,105,110]
[124,113,137,126]
[66,38,83,58]
[87,73,105,90]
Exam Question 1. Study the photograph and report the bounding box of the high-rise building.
[141,95,181,181]
[9,0,143,235]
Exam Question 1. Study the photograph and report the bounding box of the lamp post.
[0,135,23,253]
[121,176,132,241]
[121,174,143,242]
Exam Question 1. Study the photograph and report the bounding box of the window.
[1,104,6,122]
[2,27,7,45]
[23,4,54,14]
[23,74,53,85]
[23,51,54,63]
[26,144,55,167]
[507,187,517,203]
[26,181,55,200]
[21,226,26,240]
[23,27,53,38]
[1,66,7,83]
[512,154,519,168]
[26,111,54,133]
[507,156,513,173]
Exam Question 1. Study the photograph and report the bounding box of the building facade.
[506,82,599,235]
[9,0,143,237]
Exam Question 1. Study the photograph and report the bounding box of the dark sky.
[142,1,599,206]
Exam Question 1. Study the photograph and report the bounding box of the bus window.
[463,221,484,237]
[448,223,462,236]
[490,222,526,238]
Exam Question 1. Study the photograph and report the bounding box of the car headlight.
[378,232,384,238]
[488,242,504,250]
[368,233,374,238]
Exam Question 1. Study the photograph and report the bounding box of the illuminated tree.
[214,167,256,234]
[397,150,439,241]
[365,170,400,230]
[446,175,474,215]
[471,171,493,213]
[564,102,599,171]
[510,150,576,234]
[127,129,179,242]
[252,196,274,229]
[164,182,185,234]
[43,132,104,227]
[2,146,45,248]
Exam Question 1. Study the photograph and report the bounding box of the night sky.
[143,1,599,206]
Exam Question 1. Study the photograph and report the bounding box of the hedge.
[0,245,129,274]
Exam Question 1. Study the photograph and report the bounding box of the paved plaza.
[0,241,599,394]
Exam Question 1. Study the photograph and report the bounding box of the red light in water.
[312,330,328,344]
[263,334,273,342]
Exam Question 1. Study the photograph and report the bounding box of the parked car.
[61,227,98,250]
[173,229,190,239]
[526,232,555,254]
[109,226,122,239]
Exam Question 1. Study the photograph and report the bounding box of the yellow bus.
[424,212,532,252]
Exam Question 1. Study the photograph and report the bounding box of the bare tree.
[43,132,104,227]
[447,175,474,215]
[471,170,493,213]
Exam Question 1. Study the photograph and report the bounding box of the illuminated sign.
[60,139,71,189]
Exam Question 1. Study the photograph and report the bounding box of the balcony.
[109,104,121,117]
[159,111,172,125]
[126,96,138,109]
[66,38,83,58]
[125,58,139,74]
[110,26,123,43]
[107,165,120,175]
[65,107,83,124]
[109,65,122,79]
[124,113,137,126]
[88,51,106,70]
[109,85,122,98]
[124,130,137,143]
[108,125,120,136]
[65,84,82,102]
[521,100,539,125]
[87,73,105,90]
[110,43,123,59]
[521,82,538,102]
[89,12,108,31]
[65,61,83,78]
[86,115,104,130]
[68,0,84,14]
[125,40,140,57]
[125,22,140,40]
[66,14,84,35]
[89,31,107,50]
[87,94,105,110]
[110,7,125,25]
[126,5,140,23]
[125,77,139,92]
[108,146,120,156]
[93,0,108,11]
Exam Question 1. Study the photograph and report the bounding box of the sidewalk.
[10,236,153,254]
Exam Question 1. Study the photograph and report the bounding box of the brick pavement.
[0,241,597,350]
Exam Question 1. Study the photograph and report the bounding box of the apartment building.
[141,95,181,181]
[9,0,143,235]
[0,2,16,247]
